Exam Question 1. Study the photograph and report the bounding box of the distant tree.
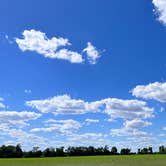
[24,147,42,158]
[43,147,56,157]
[148,147,153,154]
[111,146,118,155]
[159,146,166,154]
[120,148,131,155]
[103,145,110,155]
[141,148,148,154]
[137,148,141,154]
[88,146,95,155]
[96,147,104,155]
[56,147,65,156]
[0,145,17,158]
[15,144,23,157]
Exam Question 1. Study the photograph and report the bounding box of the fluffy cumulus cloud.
[26,95,102,115]
[0,94,157,149]
[132,82,166,102]
[83,42,101,64]
[31,119,81,134]
[108,98,154,138]
[24,94,155,147]
[26,95,154,120]
[0,111,41,128]
[16,29,83,63]
[152,0,166,25]
[0,111,45,149]
[15,29,103,64]
[111,119,152,137]
[1,128,48,150]
[124,119,152,129]
[102,98,154,120]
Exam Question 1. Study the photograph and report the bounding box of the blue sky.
[0,0,166,151]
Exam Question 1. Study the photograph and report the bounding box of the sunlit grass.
[0,155,165,166]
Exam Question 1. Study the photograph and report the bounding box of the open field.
[0,155,165,166]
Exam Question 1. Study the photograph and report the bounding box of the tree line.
[0,144,166,158]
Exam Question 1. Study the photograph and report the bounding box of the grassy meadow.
[0,155,165,166]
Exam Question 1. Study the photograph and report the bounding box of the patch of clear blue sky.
[0,0,166,148]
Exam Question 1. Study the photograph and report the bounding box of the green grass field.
[0,155,165,166]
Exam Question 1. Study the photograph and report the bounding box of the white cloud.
[124,119,152,129]
[83,42,101,64]
[0,111,41,128]
[111,128,148,137]
[67,133,106,146]
[26,95,102,115]
[26,94,154,143]
[16,29,84,63]
[31,119,81,134]
[111,119,151,137]
[0,111,45,149]
[16,29,69,53]
[102,98,154,120]
[26,95,154,120]
[15,30,104,64]
[54,49,83,63]
[85,118,99,125]
[111,118,152,137]
[2,128,47,150]
[132,82,166,102]
[152,0,166,25]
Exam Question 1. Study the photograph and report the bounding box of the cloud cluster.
[25,95,155,141]
[0,110,46,149]
[152,0,166,25]
[16,29,101,64]
[132,82,166,102]
[67,133,106,146]
[26,95,154,121]
[124,119,152,129]
[103,98,154,120]
[0,111,41,128]
[111,119,152,137]
[31,119,81,134]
